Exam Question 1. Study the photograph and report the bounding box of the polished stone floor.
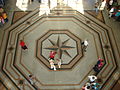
[0,0,120,90]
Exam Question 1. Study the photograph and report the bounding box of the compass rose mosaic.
[36,30,83,70]
[44,36,75,59]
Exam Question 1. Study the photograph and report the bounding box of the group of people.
[107,0,120,21]
[82,75,101,90]
[19,39,104,90]
[0,7,8,26]
[81,39,104,90]
[93,0,120,21]
[19,40,61,71]
[81,57,104,90]
[94,0,107,14]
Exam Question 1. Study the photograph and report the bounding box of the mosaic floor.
[0,0,120,90]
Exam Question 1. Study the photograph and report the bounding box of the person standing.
[20,40,28,50]
[48,51,57,70]
[56,59,62,68]
[97,57,104,68]
[93,64,101,74]
[48,51,57,60]
[81,39,89,52]
[49,59,56,71]
[2,12,8,22]
[88,75,97,83]
[0,16,5,24]
[94,2,99,14]
[108,7,115,18]
[108,0,113,9]
[84,83,91,90]
[99,0,106,10]
[91,82,101,90]
[28,74,36,85]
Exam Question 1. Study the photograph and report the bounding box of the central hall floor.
[0,0,120,90]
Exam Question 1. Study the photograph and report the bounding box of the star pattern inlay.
[44,36,75,59]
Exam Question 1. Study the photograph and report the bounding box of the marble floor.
[0,0,120,90]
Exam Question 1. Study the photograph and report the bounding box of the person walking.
[81,39,89,52]
[20,40,28,50]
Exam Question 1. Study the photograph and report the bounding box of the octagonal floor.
[0,0,120,90]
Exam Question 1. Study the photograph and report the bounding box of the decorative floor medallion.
[44,36,75,59]
[37,30,83,69]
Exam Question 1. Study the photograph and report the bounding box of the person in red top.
[20,40,28,50]
[49,51,57,60]
[97,57,104,68]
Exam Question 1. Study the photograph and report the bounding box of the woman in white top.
[88,75,97,83]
